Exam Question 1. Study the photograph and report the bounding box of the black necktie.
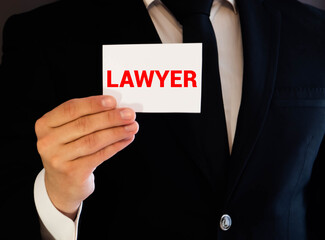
[163,0,230,205]
[163,0,221,113]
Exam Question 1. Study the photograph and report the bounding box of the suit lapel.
[225,0,282,202]
[165,0,282,199]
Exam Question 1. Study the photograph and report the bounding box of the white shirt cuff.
[34,169,82,240]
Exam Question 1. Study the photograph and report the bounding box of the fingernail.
[120,109,134,120]
[125,122,138,132]
[102,97,115,108]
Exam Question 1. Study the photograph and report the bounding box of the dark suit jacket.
[0,0,324,239]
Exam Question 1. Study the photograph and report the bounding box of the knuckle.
[105,111,113,122]
[89,97,97,113]
[63,99,78,119]
[48,157,73,176]
[48,155,63,171]
[75,116,90,133]
[36,137,50,155]
[36,140,43,154]
[35,118,45,135]
[83,134,98,150]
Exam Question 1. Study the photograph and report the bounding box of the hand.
[35,95,139,219]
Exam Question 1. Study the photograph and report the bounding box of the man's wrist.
[44,172,81,220]
[34,169,82,240]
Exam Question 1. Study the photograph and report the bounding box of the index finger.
[43,95,117,128]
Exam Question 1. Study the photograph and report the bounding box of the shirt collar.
[143,0,237,13]
[143,0,155,8]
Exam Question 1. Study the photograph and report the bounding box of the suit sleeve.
[0,14,49,239]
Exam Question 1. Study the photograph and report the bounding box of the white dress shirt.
[34,0,243,239]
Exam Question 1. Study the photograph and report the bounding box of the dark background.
[0,0,325,64]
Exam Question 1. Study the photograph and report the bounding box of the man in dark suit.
[0,0,324,239]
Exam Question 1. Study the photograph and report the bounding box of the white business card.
[102,43,202,113]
